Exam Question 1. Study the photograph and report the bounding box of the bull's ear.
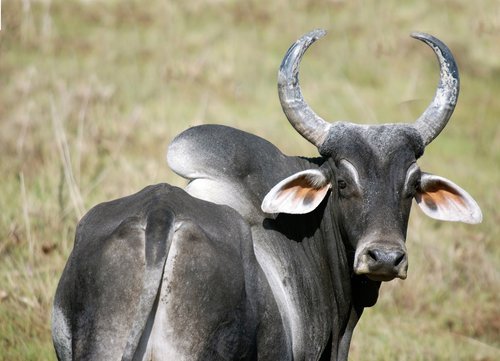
[415,172,482,224]
[261,169,331,214]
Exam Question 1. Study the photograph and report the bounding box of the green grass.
[0,1,499,360]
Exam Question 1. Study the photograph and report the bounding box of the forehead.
[319,122,424,166]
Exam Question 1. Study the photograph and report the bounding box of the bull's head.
[262,30,482,282]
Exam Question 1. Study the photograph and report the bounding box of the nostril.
[367,249,380,262]
[393,252,406,267]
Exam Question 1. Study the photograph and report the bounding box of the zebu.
[53,30,481,361]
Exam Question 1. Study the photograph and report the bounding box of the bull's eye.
[338,180,347,189]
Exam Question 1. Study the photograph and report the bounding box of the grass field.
[0,1,499,360]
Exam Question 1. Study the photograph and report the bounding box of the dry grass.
[0,1,499,360]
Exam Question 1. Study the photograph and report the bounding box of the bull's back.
[52,184,277,360]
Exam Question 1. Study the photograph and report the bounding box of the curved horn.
[411,32,460,146]
[278,29,331,147]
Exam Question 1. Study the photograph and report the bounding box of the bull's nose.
[367,249,406,268]
[355,246,408,281]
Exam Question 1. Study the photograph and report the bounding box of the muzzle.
[354,242,408,282]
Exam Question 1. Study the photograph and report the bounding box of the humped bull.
[52,29,482,361]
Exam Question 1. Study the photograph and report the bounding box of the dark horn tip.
[410,32,445,44]
[410,31,432,41]
[410,32,454,57]
[409,31,458,77]
[410,32,442,48]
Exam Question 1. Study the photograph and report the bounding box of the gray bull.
[53,30,481,361]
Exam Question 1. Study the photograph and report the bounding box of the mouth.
[354,267,407,282]
[365,273,404,282]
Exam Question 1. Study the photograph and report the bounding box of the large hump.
[167,125,303,223]
[168,125,286,181]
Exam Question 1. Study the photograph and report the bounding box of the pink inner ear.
[419,183,465,210]
[262,170,331,214]
[416,173,482,224]
[276,177,327,206]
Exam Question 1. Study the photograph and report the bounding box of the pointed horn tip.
[410,32,451,53]
[409,31,457,71]
[410,31,431,41]
[279,29,328,76]
[410,32,445,47]
[301,29,327,43]
[310,28,327,39]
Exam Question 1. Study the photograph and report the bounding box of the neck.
[255,156,355,359]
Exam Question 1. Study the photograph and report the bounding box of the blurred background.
[0,0,498,360]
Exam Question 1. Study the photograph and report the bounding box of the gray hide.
[52,29,482,361]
